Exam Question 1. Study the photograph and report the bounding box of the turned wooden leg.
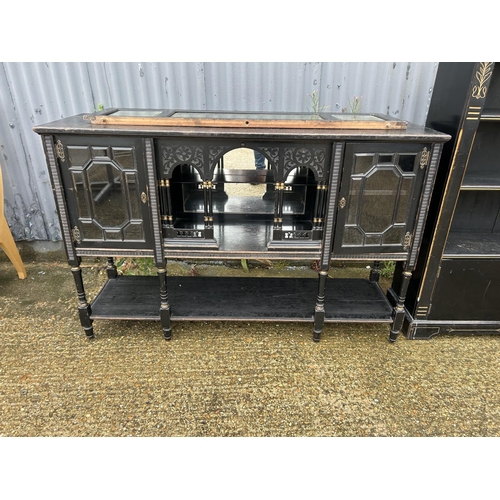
[370,261,381,282]
[106,257,118,279]
[71,265,94,339]
[389,270,411,343]
[158,268,172,340]
[313,271,328,342]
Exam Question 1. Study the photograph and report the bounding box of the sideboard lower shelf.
[90,276,393,323]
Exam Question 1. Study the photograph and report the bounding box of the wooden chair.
[0,165,27,279]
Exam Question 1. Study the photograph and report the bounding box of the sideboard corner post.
[71,262,94,339]
[313,270,328,342]
[106,258,118,279]
[312,142,343,342]
[158,267,172,340]
[369,261,381,282]
[389,269,412,343]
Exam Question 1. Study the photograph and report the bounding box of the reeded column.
[203,180,214,239]
[273,182,284,238]
[159,179,174,237]
[313,182,327,233]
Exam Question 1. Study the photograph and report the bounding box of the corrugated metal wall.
[0,61,438,242]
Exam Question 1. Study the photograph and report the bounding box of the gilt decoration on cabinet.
[472,62,493,99]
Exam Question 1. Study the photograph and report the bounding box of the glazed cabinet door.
[54,135,154,250]
[333,142,431,255]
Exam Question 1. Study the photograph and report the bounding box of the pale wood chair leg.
[0,217,27,279]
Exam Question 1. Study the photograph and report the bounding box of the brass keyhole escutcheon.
[141,192,147,204]
[56,140,65,161]
[339,197,346,209]
[72,226,82,244]
[420,147,429,169]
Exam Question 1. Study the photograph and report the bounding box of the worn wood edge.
[89,115,408,130]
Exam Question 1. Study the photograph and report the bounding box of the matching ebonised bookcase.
[33,110,449,342]
[401,62,500,339]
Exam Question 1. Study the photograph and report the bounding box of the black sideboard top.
[34,109,451,143]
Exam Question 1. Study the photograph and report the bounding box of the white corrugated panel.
[0,61,438,241]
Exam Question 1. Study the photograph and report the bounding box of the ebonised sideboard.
[34,110,450,342]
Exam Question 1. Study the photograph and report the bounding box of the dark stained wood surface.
[33,114,451,143]
[34,107,450,341]
[90,276,393,323]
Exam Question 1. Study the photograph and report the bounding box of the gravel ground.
[1,248,500,438]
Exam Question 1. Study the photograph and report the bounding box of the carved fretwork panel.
[256,146,280,170]
[208,145,233,171]
[283,146,328,182]
[157,139,331,183]
[234,141,331,182]
[161,144,205,179]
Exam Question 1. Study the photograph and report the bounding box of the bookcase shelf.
[444,232,500,257]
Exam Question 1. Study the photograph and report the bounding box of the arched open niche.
[160,146,325,251]
[212,147,275,215]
